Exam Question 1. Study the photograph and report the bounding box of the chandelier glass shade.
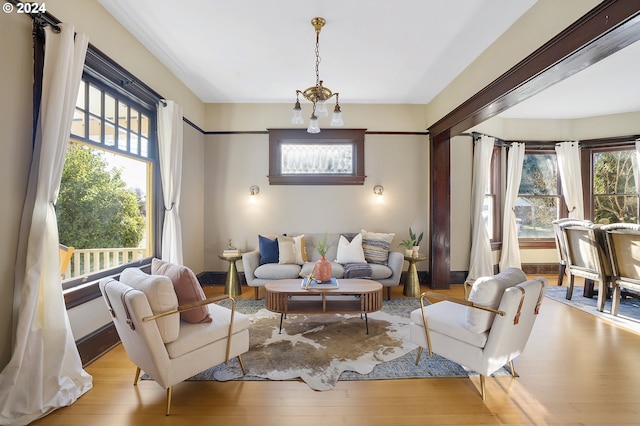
[291,17,344,133]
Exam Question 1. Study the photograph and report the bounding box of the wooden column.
[429,131,451,289]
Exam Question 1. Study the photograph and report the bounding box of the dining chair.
[552,218,573,286]
[600,223,640,316]
[559,220,611,312]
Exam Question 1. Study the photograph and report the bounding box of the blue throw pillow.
[259,235,279,265]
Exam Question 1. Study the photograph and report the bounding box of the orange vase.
[314,256,332,282]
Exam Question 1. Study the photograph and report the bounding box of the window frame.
[583,140,640,224]
[486,145,502,246]
[53,44,165,307]
[61,75,161,294]
[268,128,366,185]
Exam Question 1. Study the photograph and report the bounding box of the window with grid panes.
[59,79,157,286]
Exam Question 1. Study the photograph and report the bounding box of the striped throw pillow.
[361,229,395,265]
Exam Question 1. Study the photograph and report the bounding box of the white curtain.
[0,24,92,425]
[158,100,184,265]
[467,135,495,280]
[499,142,525,271]
[555,141,584,219]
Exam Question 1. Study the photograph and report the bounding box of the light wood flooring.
[33,277,640,425]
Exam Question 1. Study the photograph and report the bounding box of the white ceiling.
[499,38,640,119]
[98,0,640,119]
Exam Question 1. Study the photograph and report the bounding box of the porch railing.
[61,247,147,280]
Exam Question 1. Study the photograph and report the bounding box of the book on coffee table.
[301,277,339,289]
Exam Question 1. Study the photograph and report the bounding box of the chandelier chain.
[315,32,321,88]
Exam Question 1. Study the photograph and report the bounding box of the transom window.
[72,81,150,160]
[268,128,366,185]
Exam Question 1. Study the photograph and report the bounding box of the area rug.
[177,297,513,391]
[545,285,640,335]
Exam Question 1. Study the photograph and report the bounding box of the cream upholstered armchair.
[99,267,250,415]
[601,223,640,316]
[409,268,547,400]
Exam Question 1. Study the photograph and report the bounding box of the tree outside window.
[516,153,560,239]
[59,79,155,284]
[592,149,638,224]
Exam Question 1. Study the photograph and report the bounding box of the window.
[268,128,366,185]
[592,147,638,224]
[59,79,157,287]
[483,146,501,242]
[516,152,563,239]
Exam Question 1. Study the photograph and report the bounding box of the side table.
[403,255,427,297]
[218,254,243,296]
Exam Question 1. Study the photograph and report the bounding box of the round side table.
[403,255,427,297]
[218,254,243,297]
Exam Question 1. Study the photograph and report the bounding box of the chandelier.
[291,17,344,133]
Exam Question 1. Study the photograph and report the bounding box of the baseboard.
[76,322,120,367]
[521,263,558,275]
[197,271,247,286]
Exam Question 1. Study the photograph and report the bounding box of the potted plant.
[314,233,334,282]
[400,227,423,257]
[399,239,415,257]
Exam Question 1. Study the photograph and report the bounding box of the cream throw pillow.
[466,267,527,333]
[336,233,366,263]
[120,268,179,344]
[277,235,297,264]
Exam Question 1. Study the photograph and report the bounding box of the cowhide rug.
[198,308,417,391]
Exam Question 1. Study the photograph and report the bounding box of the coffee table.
[264,279,383,334]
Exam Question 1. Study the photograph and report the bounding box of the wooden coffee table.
[264,279,383,334]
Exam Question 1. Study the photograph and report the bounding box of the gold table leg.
[224,258,242,297]
[403,255,426,297]
[404,261,420,296]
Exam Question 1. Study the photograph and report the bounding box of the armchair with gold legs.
[99,268,250,415]
[409,268,547,400]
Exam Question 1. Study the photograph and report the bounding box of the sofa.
[242,231,404,299]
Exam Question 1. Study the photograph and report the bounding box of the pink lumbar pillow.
[151,258,212,324]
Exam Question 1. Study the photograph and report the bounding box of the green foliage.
[593,151,637,224]
[56,143,145,249]
[400,227,423,248]
[314,233,333,257]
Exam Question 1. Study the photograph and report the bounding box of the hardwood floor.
[33,277,640,425]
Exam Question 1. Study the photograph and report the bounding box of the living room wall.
[202,103,429,274]
[0,10,34,368]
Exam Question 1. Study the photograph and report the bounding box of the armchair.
[409,268,547,400]
[601,223,640,316]
[99,269,250,415]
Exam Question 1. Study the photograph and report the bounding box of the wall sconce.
[249,185,260,203]
[373,185,384,203]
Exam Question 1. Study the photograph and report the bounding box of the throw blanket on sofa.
[343,262,372,279]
